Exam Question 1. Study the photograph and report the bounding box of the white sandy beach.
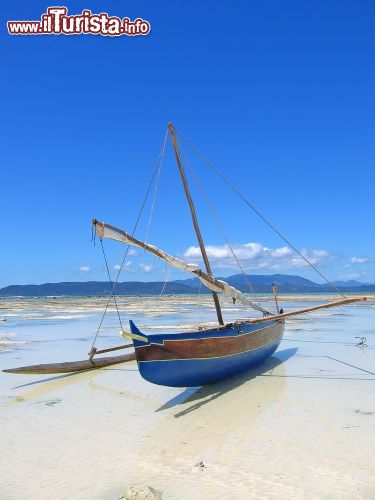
[0,295,374,499]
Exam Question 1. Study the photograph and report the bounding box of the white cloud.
[183,242,332,271]
[350,257,369,265]
[344,256,371,268]
[128,249,137,256]
[113,262,132,271]
[79,266,91,273]
[140,262,154,273]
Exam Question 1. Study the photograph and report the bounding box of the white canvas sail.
[95,221,270,315]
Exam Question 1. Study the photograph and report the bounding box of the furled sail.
[94,220,270,315]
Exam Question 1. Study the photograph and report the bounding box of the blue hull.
[138,337,282,386]
[130,319,284,387]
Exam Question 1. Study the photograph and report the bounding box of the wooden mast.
[168,123,224,325]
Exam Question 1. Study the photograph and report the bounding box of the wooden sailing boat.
[3,123,366,384]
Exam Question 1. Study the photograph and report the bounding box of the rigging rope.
[175,128,346,299]
[160,262,171,296]
[89,128,169,352]
[100,238,124,330]
[144,134,167,245]
[177,138,269,311]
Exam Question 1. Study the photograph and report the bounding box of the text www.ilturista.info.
[7,7,151,37]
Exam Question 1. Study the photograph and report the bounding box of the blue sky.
[1,0,374,287]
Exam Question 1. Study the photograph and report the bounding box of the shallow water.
[0,295,374,499]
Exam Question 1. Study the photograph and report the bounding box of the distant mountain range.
[0,274,374,296]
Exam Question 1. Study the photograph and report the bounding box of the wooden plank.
[2,352,136,375]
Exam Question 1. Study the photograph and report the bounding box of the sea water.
[0,295,374,500]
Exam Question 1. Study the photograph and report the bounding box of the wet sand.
[0,295,374,499]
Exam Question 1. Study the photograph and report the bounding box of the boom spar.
[93,219,271,315]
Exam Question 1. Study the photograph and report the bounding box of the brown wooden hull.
[136,320,284,362]
[130,319,285,387]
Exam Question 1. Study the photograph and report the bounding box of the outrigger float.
[3,124,367,385]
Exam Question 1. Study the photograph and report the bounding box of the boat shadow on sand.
[156,347,298,417]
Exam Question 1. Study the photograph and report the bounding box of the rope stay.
[175,127,346,299]
[144,133,167,245]
[160,263,171,296]
[100,238,124,330]
[177,138,272,313]
[89,127,169,353]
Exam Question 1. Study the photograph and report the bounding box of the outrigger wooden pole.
[168,123,224,325]
[3,352,136,374]
[244,296,367,324]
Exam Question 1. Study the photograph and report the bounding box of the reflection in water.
[127,349,295,493]
[5,364,130,407]
[158,348,297,416]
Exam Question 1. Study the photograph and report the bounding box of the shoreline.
[1,290,375,298]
